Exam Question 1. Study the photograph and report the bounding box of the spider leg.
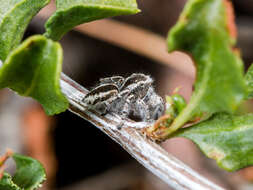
[93,94,119,115]
[147,94,165,120]
[99,76,124,88]
[121,100,131,117]
[134,98,151,121]
[114,89,132,117]
[116,122,124,130]
[108,97,130,130]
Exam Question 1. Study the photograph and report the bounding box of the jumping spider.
[82,73,165,123]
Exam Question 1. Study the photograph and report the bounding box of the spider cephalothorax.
[82,73,165,122]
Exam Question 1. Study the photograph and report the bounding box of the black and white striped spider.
[82,73,165,122]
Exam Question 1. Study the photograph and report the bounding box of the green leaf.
[0,154,46,190]
[245,63,253,99]
[45,0,140,40]
[0,174,20,190]
[12,154,46,190]
[0,0,50,61]
[166,0,246,136]
[175,113,253,171]
[0,35,69,115]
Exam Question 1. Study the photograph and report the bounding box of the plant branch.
[60,73,224,190]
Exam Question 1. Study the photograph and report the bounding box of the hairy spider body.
[82,73,165,122]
